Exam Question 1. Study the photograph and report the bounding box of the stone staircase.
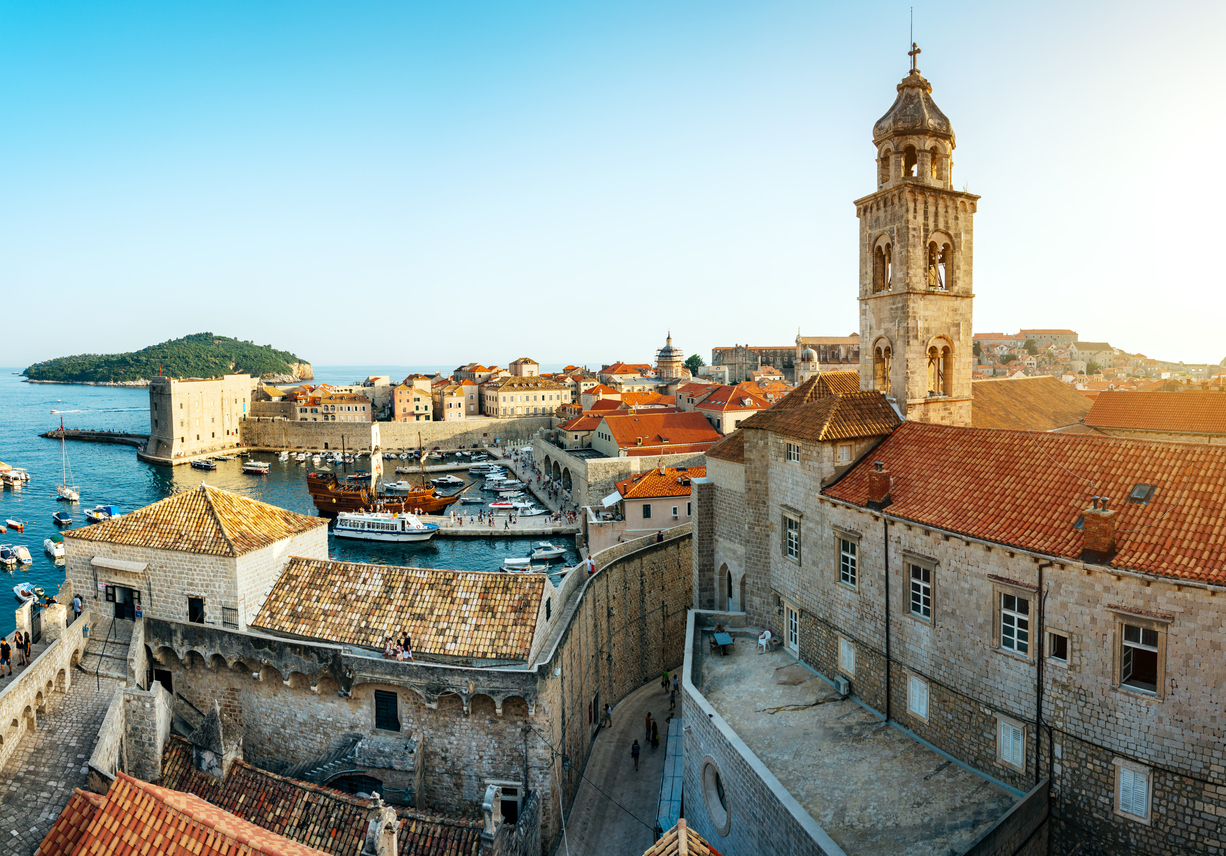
[77,617,133,681]
[279,732,364,784]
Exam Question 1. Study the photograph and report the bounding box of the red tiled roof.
[585,384,619,396]
[561,414,602,432]
[590,399,623,412]
[771,372,861,410]
[824,421,1226,583]
[971,376,1093,432]
[616,466,706,499]
[602,412,722,451]
[696,386,771,412]
[622,392,676,407]
[34,790,104,856]
[622,442,715,457]
[1084,391,1226,435]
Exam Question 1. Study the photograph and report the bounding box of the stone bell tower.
[856,45,978,426]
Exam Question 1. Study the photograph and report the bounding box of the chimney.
[867,461,892,509]
[1081,496,1117,562]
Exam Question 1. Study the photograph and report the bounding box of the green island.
[24,332,313,384]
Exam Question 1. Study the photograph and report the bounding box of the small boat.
[53,510,73,526]
[431,475,464,487]
[517,506,548,517]
[312,455,322,464]
[426,451,442,460]
[13,545,31,564]
[460,496,485,505]
[489,500,514,510]
[530,542,567,561]
[6,518,24,532]
[84,504,119,523]
[278,451,290,461]
[502,560,548,573]
[345,472,372,482]
[496,490,525,499]
[0,546,16,567]
[499,480,527,490]
[333,511,440,543]
[502,556,534,570]
[55,417,80,501]
[13,582,35,602]
[241,461,271,475]
[214,454,235,461]
[295,453,308,462]
[44,537,65,559]
[191,459,217,470]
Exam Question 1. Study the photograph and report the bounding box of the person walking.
[651,719,659,749]
[631,739,641,771]
[15,632,26,667]
[669,689,676,712]
[603,704,613,728]
[22,632,31,667]
[0,635,11,677]
[71,594,82,623]
[672,673,680,694]
[645,712,652,742]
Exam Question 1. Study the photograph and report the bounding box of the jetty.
[40,428,149,448]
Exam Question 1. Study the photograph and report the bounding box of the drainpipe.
[883,515,891,721]
[1035,560,1053,786]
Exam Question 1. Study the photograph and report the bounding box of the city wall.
[533,436,706,509]
[239,416,554,453]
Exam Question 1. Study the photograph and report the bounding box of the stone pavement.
[0,673,121,856]
[557,678,680,856]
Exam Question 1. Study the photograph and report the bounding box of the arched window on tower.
[874,344,892,393]
[872,241,893,293]
[927,239,952,290]
[928,343,953,397]
[879,149,892,185]
[904,146,918,178]
[929,147,941,181]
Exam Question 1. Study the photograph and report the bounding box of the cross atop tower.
[908,42,921,73]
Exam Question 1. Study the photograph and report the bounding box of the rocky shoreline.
[23,372,311,388]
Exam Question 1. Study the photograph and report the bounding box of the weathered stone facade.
[239,415,554,453]
[143,374,258,463]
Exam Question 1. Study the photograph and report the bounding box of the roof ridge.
[200,484,241,557]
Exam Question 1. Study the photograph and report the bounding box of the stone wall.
[533,437,706,509]
[122,682,173,782]
[88,686,126,792]
[239,416,553,453]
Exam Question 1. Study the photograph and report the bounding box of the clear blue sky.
[4,1,1223,369]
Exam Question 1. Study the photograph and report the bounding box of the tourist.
[651,719,659,749]
[669,689,676,712]
[603,704,613,728]
[586,556,596,576]
[22,633,31,666]
[71,594,82,623]
[384,637,395,659]
[661,672,669,693]
[656,530,664,543]
[402,632,414,662]
[645,712,652,742]
[0,635,10,677]
[15,632,26,667]
[631,739,640,771]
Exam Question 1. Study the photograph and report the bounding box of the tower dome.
[800,347,818,362]
[871,45,956,191]
[872,62,954,145]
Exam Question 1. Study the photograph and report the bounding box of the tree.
[1000,354,1018,365]
[685,354,705,374]
[973,341,982,357]
[1086,360,1102,375]
[1023,339,1039,355]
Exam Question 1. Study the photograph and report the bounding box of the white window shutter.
[1119,768,1135,815]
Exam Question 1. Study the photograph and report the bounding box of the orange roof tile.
[705,430,745,464]
[695,385,771,412]
[1084,391,1226,434]
[561,414,603,432]
[771,371,861,410]
[589,399,623,412]
[62,485,326,557]
[252,558,544,661]
[622,392,676,407]
[585,384,619,396]
[616,467,706,499]
[824,422,1226,583]
[34,790,103,856]
[740,391,900,442]
[971,376,1093,431]
[601,412,722,452]
[641,819,723,856]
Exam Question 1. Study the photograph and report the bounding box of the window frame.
[1046,630,1069,666]
[785,442,800,463]
[906,558,934,623]
[996,715,1026,773]
[782,513,801,563]
[837,443,852,464]
[907,674,929,720]
[837,636,855,676]
[1113,759,1153,824]
[991,581,1036,661]
[1110,611,1168,700]
[642,504,652,520]
[373,689,401,732]
[834,530,859,590]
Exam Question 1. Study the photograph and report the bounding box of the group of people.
[630,673,682,770]
[449,510,499,528]
[383,633,414,662]
[0,631,33,677]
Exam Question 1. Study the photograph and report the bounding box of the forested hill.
[23,333,313,384]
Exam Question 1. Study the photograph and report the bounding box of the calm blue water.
[0,366,577,637]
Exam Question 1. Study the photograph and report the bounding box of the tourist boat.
[241,461,271,475]
[13,582,35,602]
[295,452,308,462]
[190,459,217,470]
[498,480,527,490]
[6,518,24,532]
[306,472,461,518]
[333,511,440,543]
[495,490,525,499]
[55,417,80,502]
[0,546,17,567]
[431,475,465,487]
[489,500,514,510]
[214,454,235,461]
[469,464,502,475]
[52,511,73,526]
[1,468,30,488]
[44,536,65,559]
[84,504,119,524]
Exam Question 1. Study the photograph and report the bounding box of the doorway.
[105,584,140,621]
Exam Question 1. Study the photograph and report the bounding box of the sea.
[0,366,579,638]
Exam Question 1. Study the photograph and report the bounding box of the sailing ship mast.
[56,416,80,502]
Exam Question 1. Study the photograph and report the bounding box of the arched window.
[872,240,892,293]
[873,344,892,393]
[927,238,953,290]
[878,149,892,185]
[929,147,941,181]
[904,146,918,178]
[928,343,953,396]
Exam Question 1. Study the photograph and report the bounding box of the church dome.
[873,69,954,145]
[800,347,818,362]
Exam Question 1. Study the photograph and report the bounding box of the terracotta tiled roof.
[158,737,481,856]
[484,375,567,391]
[589,399,623,412]
[252,558,545,661]
[770,371,861,410]
[676,382,719,397]
[622,442,715,457]
[641,819,723,856]
[971,376,1093,431]
[696,386,771,412]
[36,772,330,856]
[824,421,1226,583]
[585,384,619,396]
[616,467,706,499]
[740,391,900,442]
[561,414,602,431]
[1084,391,1226,435]
[622,392,676,407]
[704,429,745,464]
[34,790,104,856]
[601,412,722,451]
[62,485,325,557]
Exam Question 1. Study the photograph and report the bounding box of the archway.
[717,563,730,610]
[562,468,572,490]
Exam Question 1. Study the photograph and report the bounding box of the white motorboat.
[295,452,308,462]
[333,511,440,543]
[13,582,35,602]
[0,546,16,567]
[489,500,514,510]
[382,480,416,493]
[517,505,548,517]
[241,461,271,475]
[84,504,118,524]
[13,545,31,564]
[431,475,465,487]
[496,490,525,499]
[278,451,290,461]
[502,559,548,573]
[530,542,567,560]
[44,537,65,559]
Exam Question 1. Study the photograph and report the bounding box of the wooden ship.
[306,472,464,518]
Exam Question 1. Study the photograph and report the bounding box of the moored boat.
[52,510,72,526]
[191,459,217,470]
[13,581,35,602]
[0,546,17,567]
[84,504,119,523]
[530,542,566,561]
[45,536,65,559]
[6,518,25,532]
[241,461,271,475]
[13,545,31,564]
[333,511,440,543]
[489,500,514,510]
[306,472,460,518]
[55,417,80,501]
[431,475,465,487]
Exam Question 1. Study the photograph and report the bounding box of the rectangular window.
[374,690,401,731]
[784,516,801,562]
[686,502,692,516]
[837,443,852,463]
[998,719,1025,770]
[908,675,928,718]
[1121,623,1159,693]
[1116,764,1151,821]
[643,504,652,520]
[1000,593,1030,655]
[838,538,857,588]
[909,563,932,620]
[786,442,800,462]
[838,637,855,675]
[188,597,205,624]
[221,607,238,629]
[786,604,799,652]
[1047,631,1068,663]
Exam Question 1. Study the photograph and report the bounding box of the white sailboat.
[56,417,80,502]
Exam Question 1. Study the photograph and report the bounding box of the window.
[784,515,801,562]
[701,762,731,835]
[642,504,652,520]
[1047,631,1068,664]
[785,604,799,652]
[838,637,855,675]
[1115,762,1151,822]
[998,718,1025,771]
[487,780,524,823]
[837,443,852,463]
[222,607,238,629]
[838,537,857,588]
[999,593,1030,656]
[374,690,401,731]
[1121,623,1159,694]
[909,562,932,620]
[686,502,692,517]
[908,675,928,718]
[786,442,800,462]
[188,597,205,624]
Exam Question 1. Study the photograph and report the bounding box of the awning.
[602,491,623,508]
[91,556,149,575]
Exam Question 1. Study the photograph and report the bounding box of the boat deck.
[418,514,579,538]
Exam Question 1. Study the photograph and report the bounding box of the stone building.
[1070,341,1116,369]
[654,333,689,381]
[481,375,568,417]
[62,484,328,631]
[509,358,540,378]
[143,374,258,464]
[693,385,772,435]
[394,376,434,422]
[317,392,373,423]
[433,379,479,420]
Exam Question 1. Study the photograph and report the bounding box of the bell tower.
[856,45,978,426]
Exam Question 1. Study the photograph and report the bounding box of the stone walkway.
[557,679,680,856]
[0,673,121,856]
